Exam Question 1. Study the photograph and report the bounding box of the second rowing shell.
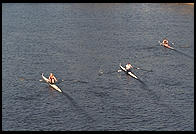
[119,63,138,80]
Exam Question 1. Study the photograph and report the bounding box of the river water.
[2,3,194,131]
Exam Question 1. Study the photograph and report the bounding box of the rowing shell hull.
[42,73,62,93]
[119,63,138,79]
[159,41,174,50]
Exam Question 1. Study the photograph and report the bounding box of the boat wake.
[61,92,95,125]
[173,49,193,59]
[138,80,185,119]
[138,80,160,101]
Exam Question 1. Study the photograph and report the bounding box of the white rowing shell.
[42,73,62,93]
[119,63,138,79]
[159,41,174,50]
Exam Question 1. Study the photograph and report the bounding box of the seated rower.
[162,38,169,45]
[125,63,133,72]
[161,38,171,48]
[48,73,57,84]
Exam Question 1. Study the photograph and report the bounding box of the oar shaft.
[134,67,152,72]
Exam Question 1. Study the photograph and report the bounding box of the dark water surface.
[2,3,194,131]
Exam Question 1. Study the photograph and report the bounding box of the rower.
[162,38,170,47]
[48,73,57,84]
[162,38,169,44]
[125,63,133,72]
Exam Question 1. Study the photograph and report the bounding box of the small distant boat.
[42,73,62,93]
[119,63,138,80]
[159,41,174,50]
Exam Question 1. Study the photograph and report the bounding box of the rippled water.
[2,3,194,131]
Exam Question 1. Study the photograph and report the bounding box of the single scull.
[119,63,138,80]
[41,73,62,93]
[159,41,174,50]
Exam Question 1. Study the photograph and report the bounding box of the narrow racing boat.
[41,73,62,93]
[159,41,174,50]
[119,63,138,80]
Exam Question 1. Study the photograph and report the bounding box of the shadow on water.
[173,49,194,59]
[137,79,185,118]
[61,91,96,129]
[137,79,161,101]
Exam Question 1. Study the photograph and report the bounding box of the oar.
[39,79,64,83]
[133,67,153,72]
[159,41,162,46]
[159,40,174,46]
[118,67,152,72]
[99,69,123,75]
[19,77,42,82]
[57,79,64,84]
